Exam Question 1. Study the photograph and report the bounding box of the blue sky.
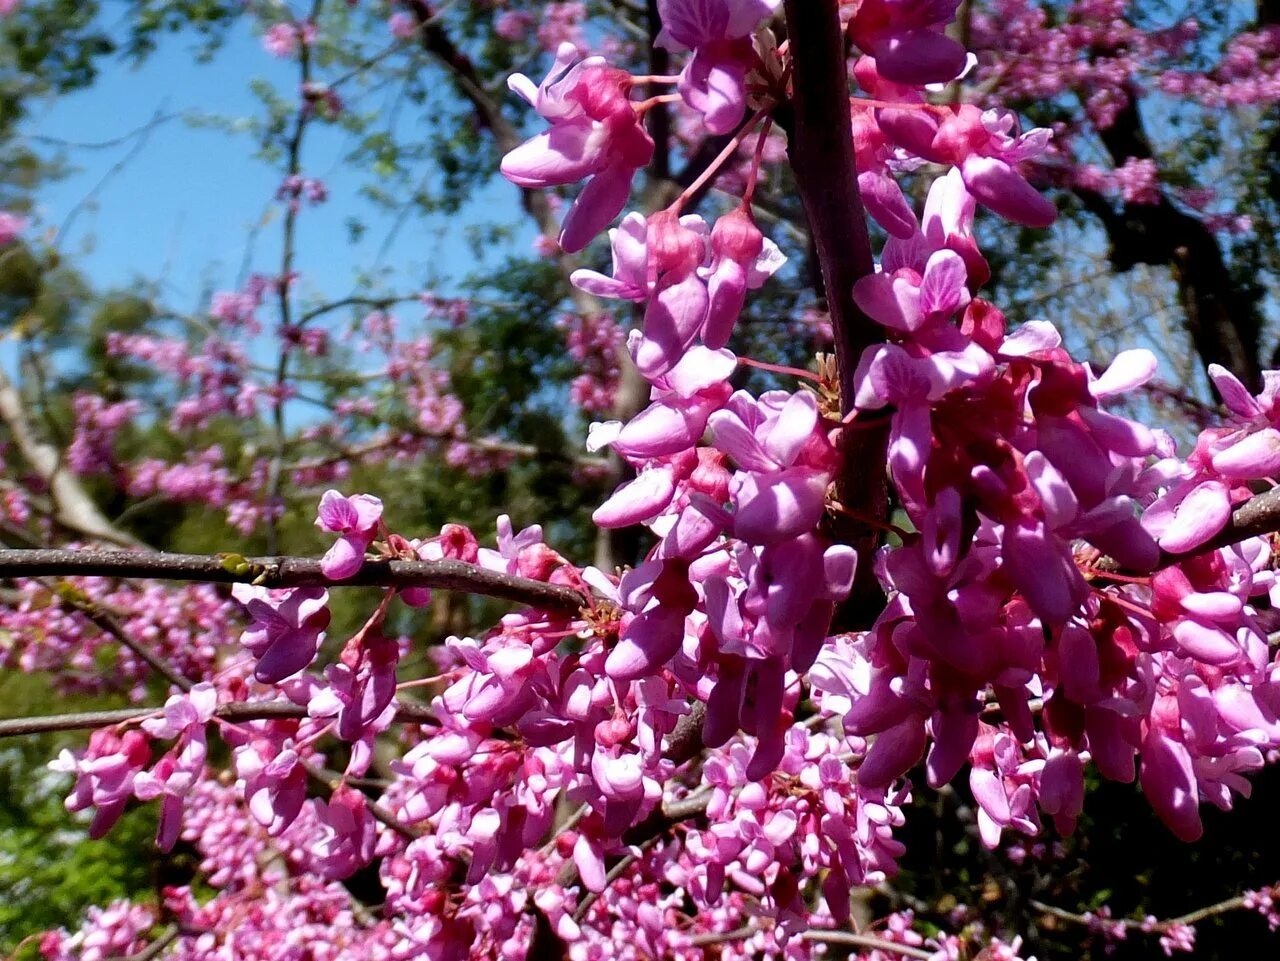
[23,16,537,317]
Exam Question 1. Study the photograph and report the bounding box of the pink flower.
[1140,728,1203,842]
[656,0,781,134]
[708,389,839,544]
[573,210,777,378]
[231,584,331,683]
[848,0,968,86]
[133,686,217,848]
[501,43,654,252]
[308,785,378,879]
[309,632,399,775]
[0,210,25,245]
[262,22,300,58]
[494,10,532,41]
[588,346,735,460]
[701,208,786,348]
[50,729,152,839]
[879,106,1056,228]
[316,489,384,579]
[388,12,416,39]
[234,735,308,836]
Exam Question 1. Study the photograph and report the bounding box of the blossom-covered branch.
[0,547,589,611]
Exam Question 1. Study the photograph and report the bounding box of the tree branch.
[780,0,889,627]
[1029,887,1266,934]
[0,699,435,740]
[1070,95,1262,387]
[689,924,935,958]
[1157,484,1280,567]
[0,548,590,612]
[0,366,143,548]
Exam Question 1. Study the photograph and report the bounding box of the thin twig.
[102,925,180,961]
[1030,890,1263,934]
[689,924,934,958]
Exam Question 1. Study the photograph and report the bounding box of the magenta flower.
[570,212,652,301]
[136,685,218,847]
[879,105,1056,228]
[309,632,399,775]
[709,389,839,544]
[262,22,300,58]
[604,559,698,681]
[656,0,781,134]
[231,583,331,683]
[50,728,152,840]
[308,785,378,880]
[234,735,308,836]
[1140,728,1203,842]
[502,43,655,252]
[848,0,968,86]
[316,489,383,579]
[854,248,971,334]
[588,346,735,460]
[1142,479,1233,555]
[701,208,786,348]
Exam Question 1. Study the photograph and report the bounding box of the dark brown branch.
[645,0,671,182]
[780,0,890,627]
[1029,888,1263,934]
[0,699,435,740]
[780,0,876,409]
[1069,95,1263,388]
[0,548,589,612]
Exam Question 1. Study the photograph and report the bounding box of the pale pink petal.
[1158,480,1231,554]
[960,155,1057,228]
[592,467,676,528]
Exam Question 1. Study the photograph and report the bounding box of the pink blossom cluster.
[105,332,259,430]
[0,576,232,699]
[1073,157,1161,205]
[558,310,624,413]
[1159,27,1280,107]
[67,394,143,476]
[536,2,588,55]
[40,901,156,961]
[29,3,1280,959]
[261,19,318,59]
[966,2,1280,225]
[277,174,329,211]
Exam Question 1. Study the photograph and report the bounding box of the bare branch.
[689,924,935,959]
[0,699,435,740]
[103,925,180,961]
[0,548,590,611]
[1030,888,1267,933]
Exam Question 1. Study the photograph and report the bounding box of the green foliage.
[0,675,157,954]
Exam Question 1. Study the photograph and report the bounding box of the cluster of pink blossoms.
[33,2,1280,960]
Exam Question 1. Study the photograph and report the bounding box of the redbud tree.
[1,1,1280,959]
